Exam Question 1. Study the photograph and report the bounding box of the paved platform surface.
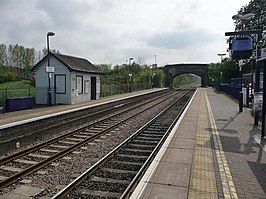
[0,88,165,126]
[131,87,266,199]
[1,87,266,199]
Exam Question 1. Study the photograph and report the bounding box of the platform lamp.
[129,57,134,65]
[47,31,55,107]
[217,53,226,80]
[232,13,255,31]
[151,54,157,88]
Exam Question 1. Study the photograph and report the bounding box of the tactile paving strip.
[188,90,218,199]
[188,190,218,199]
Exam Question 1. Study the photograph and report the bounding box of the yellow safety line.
[204,89,238,199]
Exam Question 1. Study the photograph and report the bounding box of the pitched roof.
[32,53,102,74]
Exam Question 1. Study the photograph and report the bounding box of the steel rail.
[0,90,173,165]
[0,90,178,189]
[51,87,196,199]
[120,88,195,198]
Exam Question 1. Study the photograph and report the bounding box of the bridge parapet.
[163,63,208,88]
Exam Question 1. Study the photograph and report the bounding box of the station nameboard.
[46,66,55,73]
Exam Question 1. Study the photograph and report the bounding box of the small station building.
[32,53,102,105]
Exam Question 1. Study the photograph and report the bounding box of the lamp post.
[151,55,157,89]
[128,58,134,92]
[217,53,226,80]
[151,65,154,89]
[128,73,132,93]
[232,13,255,31]
[47,31,55,107]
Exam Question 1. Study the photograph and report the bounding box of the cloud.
[147,28,218,50]
[0,0,251,65]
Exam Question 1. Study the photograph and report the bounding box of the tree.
[0,44,7,66]
[235,0,266,48]
[42,47,60,56]
[0,44,38,81]
[236,0,266,32]
[134,67,151,86]
[136,57,146,67]
[220,58,240,82]
[23,47,35,78]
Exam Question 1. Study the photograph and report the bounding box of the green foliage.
[0,43,61,83]
[0,65,16,83]
[153,69,165,87]
[208,56,256,86]
[236,0,266,32]
[4,72,16,82]
[0,80,33,89]
[173,74,199,88]
[0,80,35,100]
[134,67,151,85]
[208,58,240,82]
[213,0,266,87]
[235,0,266,49]
[99,62,166,91]
[0,44,36,80]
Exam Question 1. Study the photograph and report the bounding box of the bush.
[0,72,16,83]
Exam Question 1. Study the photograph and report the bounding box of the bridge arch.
[163,63,207,88]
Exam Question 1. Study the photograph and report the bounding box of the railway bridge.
[163,63,208,88]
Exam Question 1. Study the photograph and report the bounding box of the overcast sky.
[0,0,250,66]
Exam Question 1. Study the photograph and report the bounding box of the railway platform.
[1,87,266,199]
[131,87,266,199]
[0,88,166,127]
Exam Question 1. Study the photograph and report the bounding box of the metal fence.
[219,84,241,100]
[100,83,151,97]
[0,88,35,106]
[0,83,155,106]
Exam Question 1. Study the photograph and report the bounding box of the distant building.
[32,53,102,105]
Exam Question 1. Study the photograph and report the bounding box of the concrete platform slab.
[148,162,191,187]
[137,184,188,199]
[176,129,196,139]
[160,148,193,164]
[168,138,195,149]
[131,87,266,199]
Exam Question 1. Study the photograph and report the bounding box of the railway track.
[0,89,180,191]
[52,87,196,199]
[0,89,170,153]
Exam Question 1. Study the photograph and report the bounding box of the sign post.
[128,74,132,93]
[239,60,244,112]
[46,66,54,107]
[260,58,266,139]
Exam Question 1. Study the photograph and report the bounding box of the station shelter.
[32,53,102,105]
